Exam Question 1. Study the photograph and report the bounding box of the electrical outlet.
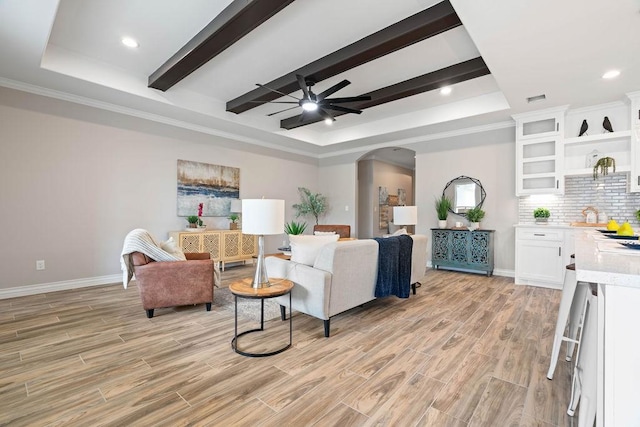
[36,260,45,270]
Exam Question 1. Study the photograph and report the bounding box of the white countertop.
[574,229,640,288]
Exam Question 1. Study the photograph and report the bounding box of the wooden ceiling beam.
[226,0,462,114]
[148,0,295,91]
[279,57,490,130]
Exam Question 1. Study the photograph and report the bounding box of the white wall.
[318,163,357,233]
[414,127,518,274]
[0,89,319,292]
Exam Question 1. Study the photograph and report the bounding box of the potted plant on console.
[228,213,239,230]
[534,207,551,224]
[466,207,485,231]
[435,195,452,229]
[187,215,199,229]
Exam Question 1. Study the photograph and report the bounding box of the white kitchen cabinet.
[513,106,566,140]
[513,107,567,196]
[515,226,573,289]
[516,137,563,195]
[628,91,640,192]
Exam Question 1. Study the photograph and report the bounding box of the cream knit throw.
[120,229,182,289]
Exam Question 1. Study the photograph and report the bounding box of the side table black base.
[231,292,292,357]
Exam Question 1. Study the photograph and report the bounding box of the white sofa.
[266,234,428,337]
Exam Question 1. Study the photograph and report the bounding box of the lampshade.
[393,206,418,226]
[230,199,242,213]
[241,199,284,235]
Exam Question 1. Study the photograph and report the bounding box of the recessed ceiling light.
[440,86,452,95]
[602,70,620,79]
[324,118,333,125]
[121,37,139,48]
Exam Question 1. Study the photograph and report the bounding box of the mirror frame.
[442,175,486,217]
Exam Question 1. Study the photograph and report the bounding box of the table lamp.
[242,199,285,288]
[393,206,418,233]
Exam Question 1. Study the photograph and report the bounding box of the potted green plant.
[636,209,640,223]
[466,207,485,231]
[292,187,327,225]
[534,207,551,224]
[187,215,199,228]
[284,220,307,235]
[228,213,239,230]
[435,195,452,229]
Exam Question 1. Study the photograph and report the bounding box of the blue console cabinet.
[431,229,495,276]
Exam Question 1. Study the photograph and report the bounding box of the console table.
[169,229,257,271]
[431,228,495,276]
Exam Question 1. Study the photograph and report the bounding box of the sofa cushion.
[290,234,340,266]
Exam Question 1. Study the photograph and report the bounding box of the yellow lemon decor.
[617,221,634,236]
[607,219,620,231]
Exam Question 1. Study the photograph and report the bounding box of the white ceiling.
[1,0,639,160]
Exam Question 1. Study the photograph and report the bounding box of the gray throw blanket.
[373,235,413,298]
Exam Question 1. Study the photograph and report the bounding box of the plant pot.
[229,223,238,230]
[438,220,447,229]
[187,223,197,228]
[468,222,480,231]
[535,218,549,224]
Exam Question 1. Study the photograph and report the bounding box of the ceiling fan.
[253,74,371,122]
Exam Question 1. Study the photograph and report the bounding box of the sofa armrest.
[266,257,332,319]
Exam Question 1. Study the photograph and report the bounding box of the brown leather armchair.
[131,252,214,318]
[313,224,351,239]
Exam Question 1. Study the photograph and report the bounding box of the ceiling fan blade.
[317,107,335,121]
[248,101,298,104]
[267,106,300,116]
[256,83,300,101]
[296,74,311,100]
[320,95,372,104]
[323,104,363,114]
[316,79,350,101]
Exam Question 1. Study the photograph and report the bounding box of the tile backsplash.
[518,173,640,227]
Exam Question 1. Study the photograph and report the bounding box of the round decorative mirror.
[442,175,486,217]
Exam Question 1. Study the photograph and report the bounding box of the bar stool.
[547,262,589,380]
[567,284,598,427]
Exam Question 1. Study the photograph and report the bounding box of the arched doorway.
[356,147,416,239]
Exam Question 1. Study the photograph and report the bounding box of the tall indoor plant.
[292,187,327,225]
[435,195,451,229]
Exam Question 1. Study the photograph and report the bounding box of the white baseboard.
[0,274,122,299]
[426,261,514,278]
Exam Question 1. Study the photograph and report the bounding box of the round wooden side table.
[229,278,293,357]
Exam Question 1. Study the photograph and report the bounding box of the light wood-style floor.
[0,265,578,426]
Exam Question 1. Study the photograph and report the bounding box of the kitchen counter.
[572,228,640,426]
[574,229,640,288]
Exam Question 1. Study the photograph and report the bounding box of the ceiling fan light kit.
[253,74,371,125]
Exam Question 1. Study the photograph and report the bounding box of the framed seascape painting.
[177,159,240,217]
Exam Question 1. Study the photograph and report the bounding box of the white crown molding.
[0,77,316,158]
[0,274,122,299]
[318,120,515,159]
